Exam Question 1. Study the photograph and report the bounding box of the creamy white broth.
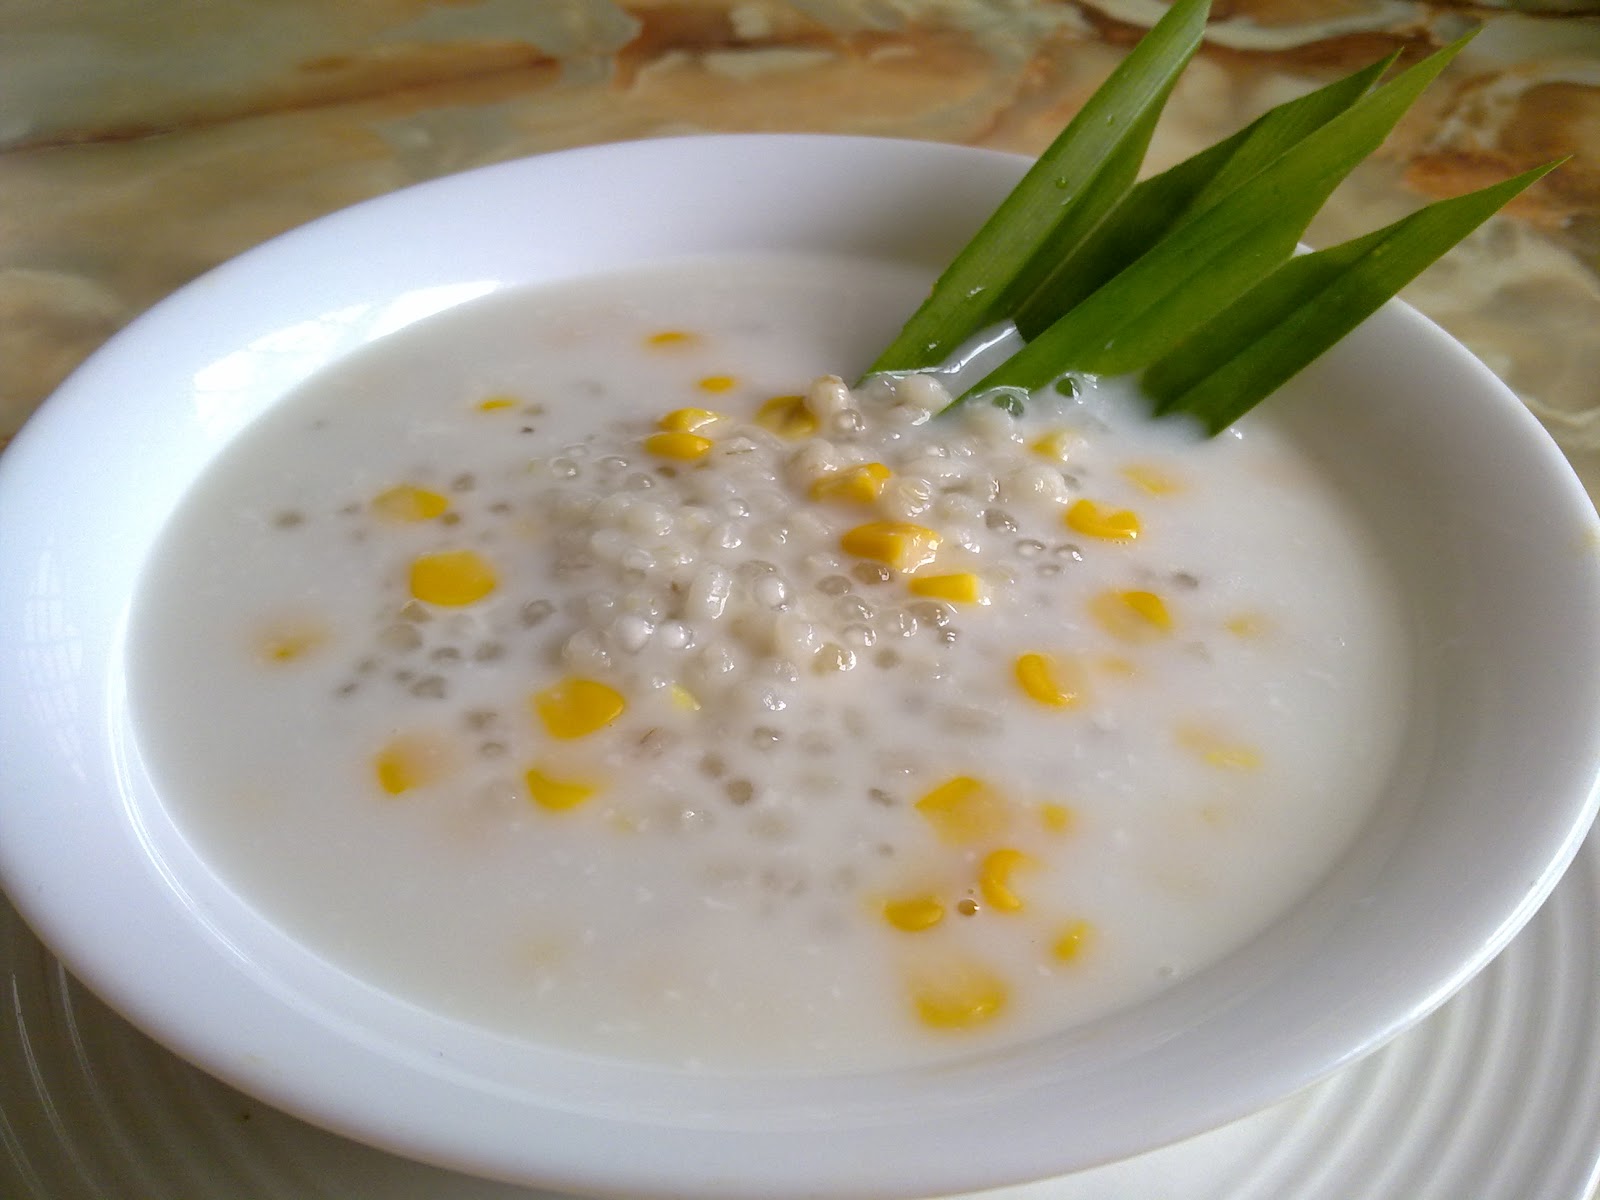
[130,253,1409,1071]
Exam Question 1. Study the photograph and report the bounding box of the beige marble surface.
[3,0,1598,490]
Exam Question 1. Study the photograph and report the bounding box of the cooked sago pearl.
[907,572,985,605]
[409,549,497,606]
[809,462,891,505]
[880,475,935,521]
[1176,723,1263,770]
[372,484,450,522]
[684,566,733,621]
[532,676,626,739]
[1014,651,1085,708]
[1089,589,1173,641]
[909,961,1008,1030]
[644,431,714,461]
[1065,498,1141,541]
[1001,463,1072,507]
[806,374,854,418]
[1120,462,1184,495]
[978,849,1034,912]
[524,765,599,811]
[1052,920,1095,963]
[882,894,945,932]
[611,614,654,653]
[373,733,448,796]
[754,393,817,438]
[892,372,949,417]
[915,776,1008,845]
[840,521,942,573]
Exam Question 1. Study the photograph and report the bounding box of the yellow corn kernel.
[697,374,738,393]
[915,776,1008,844]
[372,484,450,522]
[1224,611,1271,638]
[1120,462,1184,495]
[1089,589,1173,642]
[1124,591,1170,627]
[840,521,942,573]
[1014,652,1085,708]
[908,572,985,604]
[644,430,714,461]
[1031,429,1081,462]
[373,734,447,796]
[1065,498,1141,541]
[409,549,497,606]
[659,407,725,434]
[476,394,518,412]
[645,329,697,348]
[909,962,1008,1030]
[882,895,945,932]
[1052,919,1095,963]
[1096,653,1138,678]
[754,393,818,439]
[1177,724,1263,770]
[532,677,627,740]
[669,683,701,712]
[978,849,1034,912]
[524,766,598,812]
[1039,802,1076,834]
[810,462,891,505]
[255,619,327,665]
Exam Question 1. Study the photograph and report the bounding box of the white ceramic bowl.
[2,134,1598,1200]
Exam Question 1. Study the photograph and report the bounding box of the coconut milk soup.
[131,253,1409,1071]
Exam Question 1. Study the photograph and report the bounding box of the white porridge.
[130,252,1410,1072]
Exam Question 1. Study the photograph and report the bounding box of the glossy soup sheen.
[131,253,1410,1072]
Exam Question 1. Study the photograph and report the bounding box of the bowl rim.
[2,131,1599,1199]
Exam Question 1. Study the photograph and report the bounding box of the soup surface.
[132,253,1409,1071]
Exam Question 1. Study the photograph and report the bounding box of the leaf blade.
[1010,53,1394,339]
[865,0,1210,374]
[1143,160,1562,433]
[959,33,1474,397]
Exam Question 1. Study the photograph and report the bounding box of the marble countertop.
[3,0,1598,491]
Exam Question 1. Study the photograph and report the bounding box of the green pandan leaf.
[865,0,1209,374]
[1143,161,1562,433]
[1009,54,1394,339]
[958,33,1474,397]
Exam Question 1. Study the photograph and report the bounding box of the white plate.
[2,134,1598,1198]
[4,832,1598,1199]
